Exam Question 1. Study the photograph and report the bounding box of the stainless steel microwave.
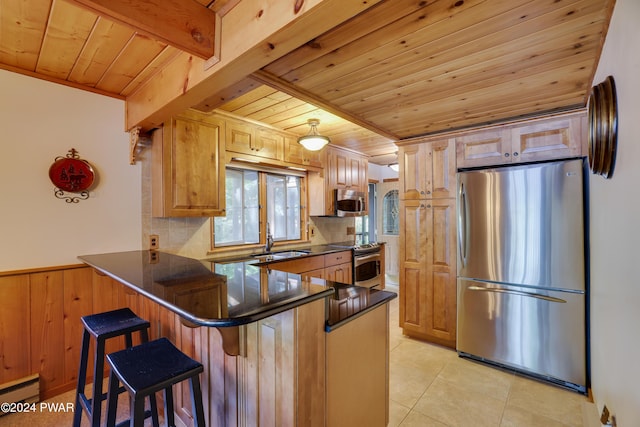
[335,189,366,217]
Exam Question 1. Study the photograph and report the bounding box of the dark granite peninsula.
[79,250,396,427]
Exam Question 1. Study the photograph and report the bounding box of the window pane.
[214,169,259,246]
[383,190,399,235]
[286,176,300,240]
[267,174,301,241]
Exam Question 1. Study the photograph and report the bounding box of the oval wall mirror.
[588,75,618,179]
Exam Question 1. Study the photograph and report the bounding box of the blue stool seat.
[73,307,157,427]
[106,337,206,427]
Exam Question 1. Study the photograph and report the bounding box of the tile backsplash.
[308,216,356,246]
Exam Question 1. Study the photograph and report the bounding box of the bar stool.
[72,307,158,427]
[105,337,206,427]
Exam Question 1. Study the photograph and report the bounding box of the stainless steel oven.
[353,243,382,289]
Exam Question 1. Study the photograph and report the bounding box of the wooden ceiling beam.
[67,0,217,59]
[125,0,383,132]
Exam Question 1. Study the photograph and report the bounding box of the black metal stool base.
[106,337,206,427]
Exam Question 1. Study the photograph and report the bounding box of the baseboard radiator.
[0,374,40,416]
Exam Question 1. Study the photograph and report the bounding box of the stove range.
[329,241,381,255]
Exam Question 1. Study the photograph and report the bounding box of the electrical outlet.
[149,234,159,250]
[346,226,355,235]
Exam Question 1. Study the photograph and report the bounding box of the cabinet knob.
[426,190,431,195]
[504,152,510,158]
[513,151,519,157]
[427,204,431,208]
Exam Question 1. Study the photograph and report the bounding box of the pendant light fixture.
[298,118,330,151]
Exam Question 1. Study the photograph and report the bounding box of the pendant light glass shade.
[298,119,330,151]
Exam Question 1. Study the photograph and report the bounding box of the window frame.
[211,166,309,253]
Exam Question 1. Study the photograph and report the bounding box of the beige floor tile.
[500,405,572,427]
[413,376,506,427]
[388,399,412,427]
[438,357,514,401]
[390,361,438,408]
[507,375,586,426]
[399,410,449,427]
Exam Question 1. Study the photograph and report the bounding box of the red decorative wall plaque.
[49,148,95,202]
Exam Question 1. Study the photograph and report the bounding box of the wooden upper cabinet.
[225,119,283,161]
[399,143,430,199]
[283,136,325,168]
[225,119,256,157]
[513,112,583,163]
[152,113,226,217]
[308,146,368,216]
[399,138,455,200]
[456,110,585,168]
[327,146,368,192]
[455,128,511,169]
[255,127,284,160]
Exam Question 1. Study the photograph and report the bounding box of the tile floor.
[1,282,593,427]
[385,282,592,427]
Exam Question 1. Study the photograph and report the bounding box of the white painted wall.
[589,0,640,423]
[0,70,141,271]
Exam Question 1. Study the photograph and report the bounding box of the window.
[266,174,301,241]
[214,169,259,246]
[383,190,399,235]
[355,183,376,245]
[214,168,303,247]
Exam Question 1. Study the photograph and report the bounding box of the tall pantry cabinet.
[398,138,457,348]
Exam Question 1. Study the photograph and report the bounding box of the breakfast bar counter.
[78,250,335,327]
[78,250,396,427]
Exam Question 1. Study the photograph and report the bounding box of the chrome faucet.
[265,222,274,252]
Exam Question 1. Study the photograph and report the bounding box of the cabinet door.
[153,116,226,217]
[430,139,456,199]
[399,200,429,333]
[284,136,325,168]
[348,157,361,189]
[325,263,353,285]
[426,198,457,346]
[225,119,256,156]
[456,128,511,168]
[283,136,305,165]
[512,113,583,163]
[255,127,284,161]
[399,143,430,199]
[399,199,456,347]
[332,149,349,189]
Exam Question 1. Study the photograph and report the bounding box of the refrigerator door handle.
[468,286,567,303]
[458,182,467,267]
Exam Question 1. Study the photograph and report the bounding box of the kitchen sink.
[251,250,309,260]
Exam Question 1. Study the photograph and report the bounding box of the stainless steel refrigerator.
[456,158,587,393]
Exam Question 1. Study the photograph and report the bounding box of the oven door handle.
[354,253,380,264]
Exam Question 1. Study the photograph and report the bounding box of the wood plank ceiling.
[0,0,615,165]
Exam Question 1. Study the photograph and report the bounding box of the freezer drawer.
[457,279,586,391]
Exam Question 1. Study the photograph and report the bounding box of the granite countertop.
[78,250,396,331]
